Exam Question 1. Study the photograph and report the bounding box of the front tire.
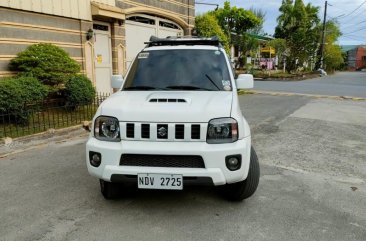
[222,147,260,201]
[100,179,119,200]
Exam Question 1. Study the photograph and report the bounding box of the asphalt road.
[255,71,366,98]
[1,94,366,241]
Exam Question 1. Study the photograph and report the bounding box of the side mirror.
[236,74,254,89]
[111,75,124,89]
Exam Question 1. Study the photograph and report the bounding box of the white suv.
[86,36,259,201]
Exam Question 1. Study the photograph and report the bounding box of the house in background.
[231,33,276,70]
[347,46,366,71]
[0,0,194,93]
[342,45,366,71]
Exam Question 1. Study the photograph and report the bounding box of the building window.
[93,24,109,31]
[362,56,366,62]
[127,16,155,25]
[159,21,180,29]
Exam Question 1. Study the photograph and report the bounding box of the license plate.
[137,174,183,190]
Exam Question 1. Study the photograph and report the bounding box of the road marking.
[241,90,366,101]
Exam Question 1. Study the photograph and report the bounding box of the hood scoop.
[149,98,186,103]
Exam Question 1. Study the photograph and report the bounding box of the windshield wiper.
[205,74,221,90]
[165,85,213,91]
[124,86,163,90]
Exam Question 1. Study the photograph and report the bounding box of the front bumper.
[86,137,251,186]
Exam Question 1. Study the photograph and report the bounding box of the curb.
[250,90,366,101]
[0,123,91,158]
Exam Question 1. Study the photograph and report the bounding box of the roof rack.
[145,36,222,47]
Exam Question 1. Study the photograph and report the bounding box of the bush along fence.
[0,93,110,139]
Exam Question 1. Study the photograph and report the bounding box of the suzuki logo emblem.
[158,127,167,137]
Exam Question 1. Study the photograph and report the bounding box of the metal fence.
[0,93,110,139]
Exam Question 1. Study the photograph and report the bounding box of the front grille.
[141,124,150,139]
[121,123,204,141]
[126,123,134,138]
[191,124,200,139]
[157,124,168,139]
[175,124,184,139]
[120,154,205,168]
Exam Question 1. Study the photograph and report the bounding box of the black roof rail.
[145,36,222,47]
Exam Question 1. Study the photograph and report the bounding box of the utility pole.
[319,0,328,69]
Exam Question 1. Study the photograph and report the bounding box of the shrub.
[64,75,96,109]
[0,77,48,122]
[9,43,80,87]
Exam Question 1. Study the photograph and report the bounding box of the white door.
[93,22,112,94]
[125,15,183,68]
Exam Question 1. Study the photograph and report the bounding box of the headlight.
[94,116,121,142]
[206,118,238,144]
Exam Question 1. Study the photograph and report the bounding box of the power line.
[327,2,349,12]
[337,0,366,19]
[327,5,366,33]
[343,24,366,35]
[354,18,366,25]
[347,34,366,39]
[329,10,366,26]
[342,35,365,42]
[327,2,366,26]
[336,19,366,26]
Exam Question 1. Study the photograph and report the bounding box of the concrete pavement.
[0,94,365,241]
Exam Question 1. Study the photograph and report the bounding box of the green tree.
[235,33,259,68]
[268,38,288,70]
[274,0,320,72]
[324,44,344,72]
[213,1,261,44]
[9,43,80,87]
[194,13,230,53]
[275,0,295,39]
[248,8,266,35]
[323,21,344,71]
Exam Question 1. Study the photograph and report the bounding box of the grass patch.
[238,90,255,95]
[236,69,320,80]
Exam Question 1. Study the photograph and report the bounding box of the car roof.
[143,36,224,51]
[144,45,223,51]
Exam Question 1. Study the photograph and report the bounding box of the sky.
[195,0,366,46]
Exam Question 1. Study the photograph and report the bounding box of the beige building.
[0,0,195,93]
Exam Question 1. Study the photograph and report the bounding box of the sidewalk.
[0,126,89,158]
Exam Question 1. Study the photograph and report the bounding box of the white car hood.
[99,91,233,122]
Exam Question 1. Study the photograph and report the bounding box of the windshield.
[123,49,232,91]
